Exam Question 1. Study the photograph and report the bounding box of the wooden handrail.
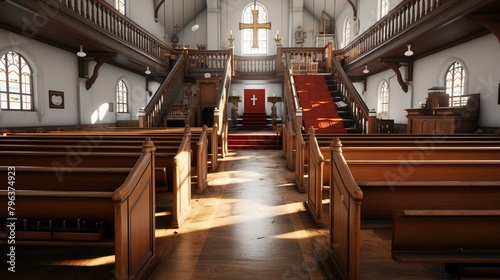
[343,0,455,64]
[185,49,232,72]
[140,57,185,127]
[331,55,371,133]
[55,0,173,63]
[214,56,232,138]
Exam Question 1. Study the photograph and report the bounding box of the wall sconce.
[405,43,414,57]
[145,67,151,75]
[191,24,199,32]
[227,30,235,45]
[273,31,282,45]
[77,45,86,57]
[363,65,369,74]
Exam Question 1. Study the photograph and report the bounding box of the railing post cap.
[138,107,146,116]
[330,137,343,151]
[369,108,377,117]
[142,138,157,153]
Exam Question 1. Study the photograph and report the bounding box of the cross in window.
[251,95,258,106]
[239,2,271,48]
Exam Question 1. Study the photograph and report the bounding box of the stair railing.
[139,56,185,127]
[331,55,375,133]
[213,56,232,158]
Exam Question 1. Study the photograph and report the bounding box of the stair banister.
[139,56,185,127]
[331,55,375,133]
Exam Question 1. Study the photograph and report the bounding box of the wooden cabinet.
[196,77,221,126]
[378,119,394,133]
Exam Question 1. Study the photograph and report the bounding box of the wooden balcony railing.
[281,47,329,71]
[233,55,276,76]
[344,0,453,64]
[185,50,232,73]
[139,56,185,128]
[55,0,173,63]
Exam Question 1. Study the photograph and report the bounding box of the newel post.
[138,107,146,128]
[367,108,377,134]
[276,44,283,72]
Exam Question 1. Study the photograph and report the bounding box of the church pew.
[283,120,500,171]
[0,131,196,227]
[296,126,500,192]
[0,127,210,193]
[324,138,500,280]
[0,140,156,280]
[392,210,500,278]
[2,125,219,171]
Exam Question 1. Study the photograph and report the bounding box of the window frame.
[379,0,390,19]
[445,61,467,106]
[116,79,129,113]
[0,51,34,111]
[343,17,352,47]
[115,0,126,15]
[378,80,390,118]
[241,2,269,56]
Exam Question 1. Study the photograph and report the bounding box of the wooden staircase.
[227,132,282,150]
[324,75,362,133]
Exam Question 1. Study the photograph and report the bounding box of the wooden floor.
[1,148,454,279]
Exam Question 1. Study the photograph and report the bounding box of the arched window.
[445,61,466,106]
[242,3,268,55]
[343,17,351,47]
[0,51,33,111]
[115,0,126,15]
[379,0,390,19]
[378,80,389,118]
[116,79,128,113]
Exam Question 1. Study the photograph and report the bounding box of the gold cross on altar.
[239,7,271,48]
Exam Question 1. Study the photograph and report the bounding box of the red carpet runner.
[294,75,347,133]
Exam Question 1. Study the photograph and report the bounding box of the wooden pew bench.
[0,150,170,188]
[292,126,500,192]
[324,138,500,280]
[0,127,210,194]
[0,140,156,279]
[2,125,219,171]
[392,210,500,277]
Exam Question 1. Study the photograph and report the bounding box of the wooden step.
[228,133,282,150]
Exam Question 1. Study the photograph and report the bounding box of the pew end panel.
[305,128,325,227]
[171,129,192,228]
[325,138,363,280]
[0,139,157,280]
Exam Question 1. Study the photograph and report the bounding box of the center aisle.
[148,149,328,279]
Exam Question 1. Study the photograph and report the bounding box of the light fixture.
[363,65,369,74]
[227,30,235,45]
[405,43,414,57]
[273,31,282,45]
[77,45,86,57]
[145,67,151,75]
[191,0,199,32]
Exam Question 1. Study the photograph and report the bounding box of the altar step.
[240,113,268,131]
[227,132,282,150]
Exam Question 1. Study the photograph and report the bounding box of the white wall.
[363,34,500,128]
[0,29,151,128]
[228,82,283,118]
